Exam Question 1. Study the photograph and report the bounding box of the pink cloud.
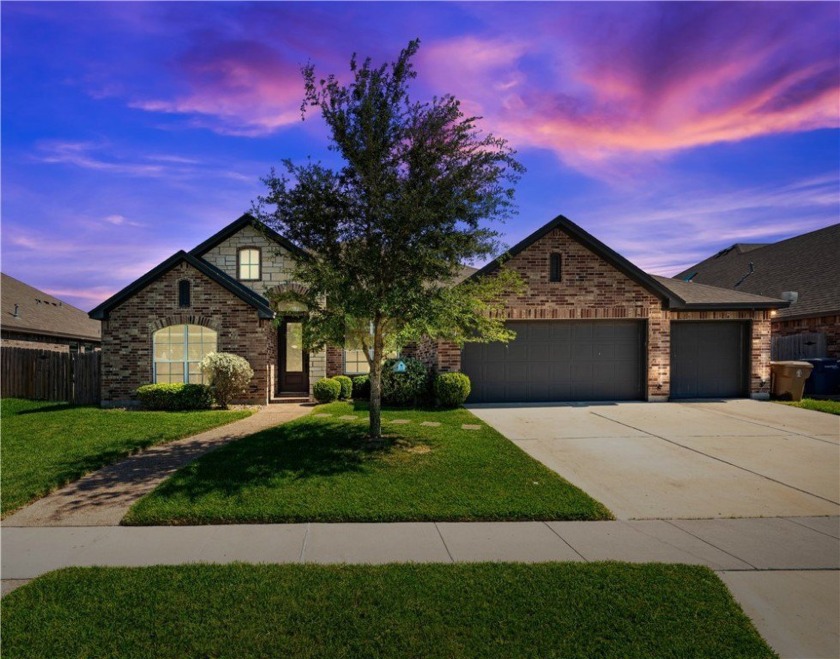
[419,4,839,175]
[129,35,321,136]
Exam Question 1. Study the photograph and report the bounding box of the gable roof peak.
[88,250,274,320]
[189,213,306,259]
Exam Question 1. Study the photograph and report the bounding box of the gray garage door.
[670,321,749,399]
[461,320,645,403]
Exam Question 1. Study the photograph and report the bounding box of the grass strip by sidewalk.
[1,563,775,658]
[1,398,251,516]
[123,401,612,524]
[777,398,840,415]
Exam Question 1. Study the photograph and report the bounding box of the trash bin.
[801,358,840,396]
[770,361,814,401]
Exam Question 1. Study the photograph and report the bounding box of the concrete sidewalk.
[2,404,310,527]
[4,517,837,578]
[3,517,838,658]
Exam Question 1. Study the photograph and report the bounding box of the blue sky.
[2,2,838,310]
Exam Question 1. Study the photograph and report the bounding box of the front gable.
[499,226,664,319]
[190,214,307,299]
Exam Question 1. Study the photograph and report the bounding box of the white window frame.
[153,324,217,384]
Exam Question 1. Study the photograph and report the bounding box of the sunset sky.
[2,2,838,311]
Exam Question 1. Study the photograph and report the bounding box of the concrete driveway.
[468,399,840,519]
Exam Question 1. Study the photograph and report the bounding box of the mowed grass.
[1,563,774,658]
[1,398,251,516]
[124,402,611,524]
[778,397,840,415]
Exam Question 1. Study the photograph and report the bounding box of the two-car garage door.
[461,321,645,403]
[461,319,750,403]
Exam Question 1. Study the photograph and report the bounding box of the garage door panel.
[528,323,553,341]
[671,322,747,399]
[462,320,644,403]
[506,363,529,382]
[529,343,552,362]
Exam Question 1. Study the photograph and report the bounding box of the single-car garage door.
[461,320,645,403]
[670,321,749,399]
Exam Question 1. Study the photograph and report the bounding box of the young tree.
[254,40,524,442]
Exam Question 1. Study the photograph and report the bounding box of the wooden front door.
[279,319,308,393]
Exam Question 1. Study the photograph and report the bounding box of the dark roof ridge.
[89,251,275,320]
[189,213,307,259]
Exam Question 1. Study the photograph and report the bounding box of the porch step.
[269,396,311,404]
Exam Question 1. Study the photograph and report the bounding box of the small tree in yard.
[254,40,524,442]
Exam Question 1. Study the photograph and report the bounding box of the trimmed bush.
[334,375,353,400]
[136,383,213,411]
[313,378,341,403]
[352,375,370,400]
[200,352,254,408]
[382,357,431,406]
[434,372,472,408]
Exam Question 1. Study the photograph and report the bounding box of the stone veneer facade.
[101,261,276,405]
[199,223,326,394]
[423,227,772,401]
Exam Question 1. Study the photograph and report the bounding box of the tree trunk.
[368,318,384,443]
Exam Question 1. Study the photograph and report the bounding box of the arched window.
[153,324,217,384]
[549,253,562,282]
[238,247,261,281]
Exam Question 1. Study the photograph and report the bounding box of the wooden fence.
[771,332,826,361]
[1,347,100,404]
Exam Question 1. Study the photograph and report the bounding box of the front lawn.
[778,397,840,415]
[1,398,251,516]
[1,563,773,658]
[124,402,611,524]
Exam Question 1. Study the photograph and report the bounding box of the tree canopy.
[254,39,524,440]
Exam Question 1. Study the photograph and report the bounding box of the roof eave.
[0,325,101,342]
[669,301,790,311]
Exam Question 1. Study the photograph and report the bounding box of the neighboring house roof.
[189,213,308,259]
[470,214,787,311]
[675,223,840,320]
[1,272,101,342]
[89,251,275,320]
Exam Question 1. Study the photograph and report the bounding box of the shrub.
[199,352,254,408]
[352,375,370,400]
[136,383,213,411]
[434,372,472,408]
[334,375,353,400]
[313,378,341,403]
[382,357,431,406]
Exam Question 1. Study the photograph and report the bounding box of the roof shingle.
[675,224,840,319]
[1,273,101,342]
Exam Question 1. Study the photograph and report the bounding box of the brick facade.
[101,261,275,405]
[428,227,772,400]
[773,314,840,358]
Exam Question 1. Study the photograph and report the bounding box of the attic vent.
[780,291,798,304]
[13,304,20,318]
